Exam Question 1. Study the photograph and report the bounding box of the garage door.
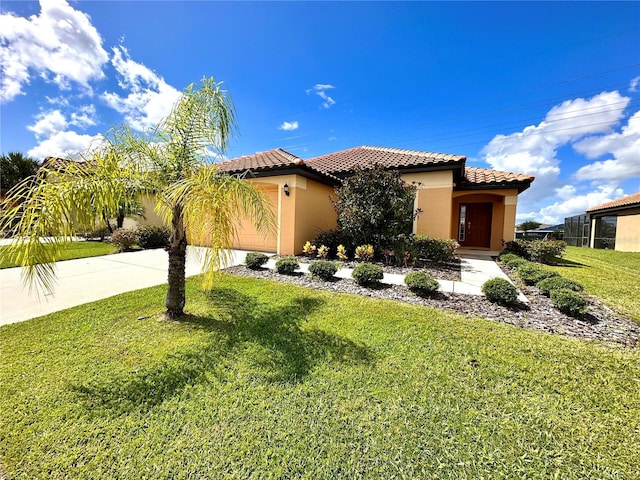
[232,185,278,252]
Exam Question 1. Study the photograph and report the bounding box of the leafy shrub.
[308,260,339,280]
[352,263,384,286]
[313,229,354,258]
[110,228,137,252]
[332,167,417,249]
[404,271,439,296]
[302,241,317,257]
[498,253,521,264]
[246,252,269,270]
[501,239,531,259]
[275,256,299,275]
[550,289,588,317]
[482,278,518,305]
[136,225,170,249]
[337,244,348,261]
[517,263,559,285]
[536,276,583,296]
[413,235,458,264]
[355,244,374,262]
[527,240,567,264]
[81,226,110,241]
[504,256,529,269]
[317,245,330,259]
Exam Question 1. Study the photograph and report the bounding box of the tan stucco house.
[585,192,640,252]
[216,146,534,255]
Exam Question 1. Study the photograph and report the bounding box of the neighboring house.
[515,224,564,240]
[217,146,534,254]
[582,192,640,252]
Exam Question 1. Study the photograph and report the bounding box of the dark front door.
[459,203,492,248]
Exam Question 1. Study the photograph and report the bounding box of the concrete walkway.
[0,247,252,327]
[1,247,524,328]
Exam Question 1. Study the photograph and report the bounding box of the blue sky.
[1,1,639,224]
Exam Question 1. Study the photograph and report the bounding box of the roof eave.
[455,180,533,194]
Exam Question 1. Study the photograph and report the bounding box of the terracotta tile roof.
[586,192,640,213]
[216,148,304,174]
[463,166,535,185]
[306,146,465,175]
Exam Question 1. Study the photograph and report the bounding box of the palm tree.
[0,77,275,318]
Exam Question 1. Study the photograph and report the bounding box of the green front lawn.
[548,246,640,321]
[0,241,117,269]
[1,275,638,479]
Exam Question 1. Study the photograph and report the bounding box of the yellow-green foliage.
[354,244,374,262]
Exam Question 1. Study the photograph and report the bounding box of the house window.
[593,216,617,249]
[458,205,466,242]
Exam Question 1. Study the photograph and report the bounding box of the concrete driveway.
[0,247,253,327]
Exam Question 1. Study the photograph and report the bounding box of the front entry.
[458,203,492,248]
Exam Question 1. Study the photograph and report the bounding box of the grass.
[1,275,639,479]
[548,246,640,321]
[0,241,117,269]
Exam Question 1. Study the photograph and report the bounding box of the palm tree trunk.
[165,203,187,318]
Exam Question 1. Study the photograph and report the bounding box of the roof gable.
[306,146,465,176]
[586,192,640,213]
[459,166,534,193]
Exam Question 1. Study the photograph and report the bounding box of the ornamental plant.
[517,263,559,286]
[308,260,339,281]
[482,278,518,306]
[110,228,137,252]
[275,256,299,275]
[550,289,588,317]
[317,245,330,259]
[536,276,583,296]
[354,244,374,262]
[302,241,317,257]
[352,263,384,287]
[245,252,269,270]
[404,271,439,296]
[136,225,170,249]
[336,244,348,261]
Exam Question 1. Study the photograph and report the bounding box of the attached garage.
[231,184,278,252]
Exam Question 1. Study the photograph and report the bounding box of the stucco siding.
[402,171,454,239]
[615,209,640,252]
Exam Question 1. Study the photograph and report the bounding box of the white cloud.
[573,111,640,182]
[482,90,630,202]
[630,76,640,92]
[0,0,109,103]
[278,121,299,131]
[27,130,105,161]
[28,109,68,138]
[102,46,181,130]
[516,185,625,225]
[306,84,336,109]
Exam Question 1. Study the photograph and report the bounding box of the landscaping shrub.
[352,263,384,286]
[302,241,317,257]
[317,245,330,259]
[528,240,567,264]
[550,289,588,317]
[413,235,458,264]
[501,239,531,259]
[517,263,559,285]
[336,244,348,261]
[275,256,299,275]
[245,252,269,270]
[504,256,529,269]
[313,229,354,258]
[81,226,110,241]
[404,271,439,296]
[354,244,374,262]
[536,276,584,296]
[136,225,170,249]
[498,253,521,264]
[110,228,137,252]
[482,278,518,306]
[308,260,339,280]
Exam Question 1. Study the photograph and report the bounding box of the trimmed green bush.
[536,276,584,296]
[517,263,559,285]
[308,260,340,280]
[275,256,299,275]
[136,225,170,249]
[528,240,567,264]
[313,229,354,258]
[482,278,518,305]
[404,271,439,296]
[551,289,588,317]
[246,252,269,270]
[110,228,137,252]
[505,256,529,269]
[498,253,520,263]
[501,239,530,259]
[413,235,458,264]
[352,263,384,286]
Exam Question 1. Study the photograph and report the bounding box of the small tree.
[0,152,39,192]
[332,166,417,251]
[518,220,542,239]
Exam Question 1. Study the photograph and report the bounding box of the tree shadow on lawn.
[72,287,375,414]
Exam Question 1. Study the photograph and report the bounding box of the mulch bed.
[225,261,640,348]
